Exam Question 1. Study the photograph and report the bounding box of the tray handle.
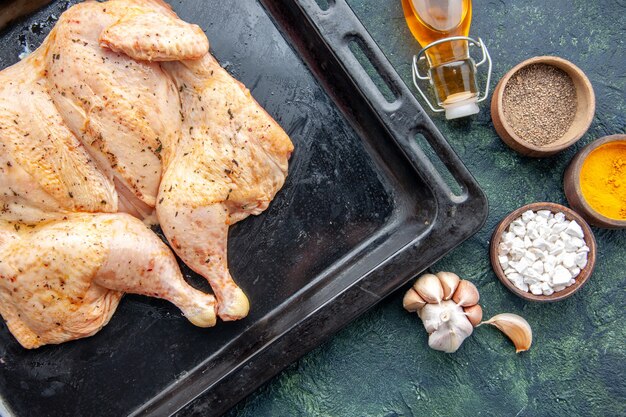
[298,0,482,204]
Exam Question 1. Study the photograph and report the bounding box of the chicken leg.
[0,213,216,349]
[154,56,293,321]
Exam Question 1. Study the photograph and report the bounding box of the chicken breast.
[45,0,187,216]
[0,51,117,222]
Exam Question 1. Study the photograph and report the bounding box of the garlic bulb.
[404,271,482,353]
[419,301,473,352]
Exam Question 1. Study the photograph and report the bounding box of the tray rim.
[0,0,489,416]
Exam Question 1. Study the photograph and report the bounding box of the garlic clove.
[452,280,480,307]
[463,304,483,327]
[413,273,444,304]
[436,271,460,300]
[403,288,427,312]
[481,313,532,353]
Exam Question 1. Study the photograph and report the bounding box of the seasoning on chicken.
[0,0,293,348]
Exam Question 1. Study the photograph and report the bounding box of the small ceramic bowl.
[491,56,595,157]
[490,202,597,302]
[564,134,626,229]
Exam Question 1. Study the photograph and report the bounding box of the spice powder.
[580,141,626,220]
[502,64,577,146]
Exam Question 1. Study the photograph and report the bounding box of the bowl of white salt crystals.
[490,202,597,302]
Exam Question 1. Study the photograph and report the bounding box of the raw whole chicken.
[0,0,293,348]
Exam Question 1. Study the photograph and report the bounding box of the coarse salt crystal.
[532,238,549,251]
[524,250,538,262]
[511,258,530,274]
[498,243,510,255]
[498,255,509,270]
[555,253,564,265]
[523,268,541,283]
[537,224,550,237]
[510,247,525,260]
[522,210,535,222]
[512,225,526,237]
[563,237,585,252]
[524,236,533,248]
[537,210,552,218]
[527,228,540,240]
[559,231,571,243]
[511,218,525,229]
[549,241,565,256]
[562,252,576,269]
[552,265,572,286]
[565,221,584,238]
[512,237,524,249]
[503,232,516,243]
[507,271,522,282]
[530,283,543,295]
[529,247,546,260]
[552,222,568,234]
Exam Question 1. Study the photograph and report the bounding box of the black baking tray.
[0,1,488,416]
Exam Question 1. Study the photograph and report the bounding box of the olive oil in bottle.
[402,0,482,119]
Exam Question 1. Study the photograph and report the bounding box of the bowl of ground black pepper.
[491,56,595,157]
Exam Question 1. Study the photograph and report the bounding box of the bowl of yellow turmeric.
[564,134,626,229]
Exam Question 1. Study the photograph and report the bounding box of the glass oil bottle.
[402,0,492,119]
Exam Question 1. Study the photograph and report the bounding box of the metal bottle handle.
[411,36,493,113]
